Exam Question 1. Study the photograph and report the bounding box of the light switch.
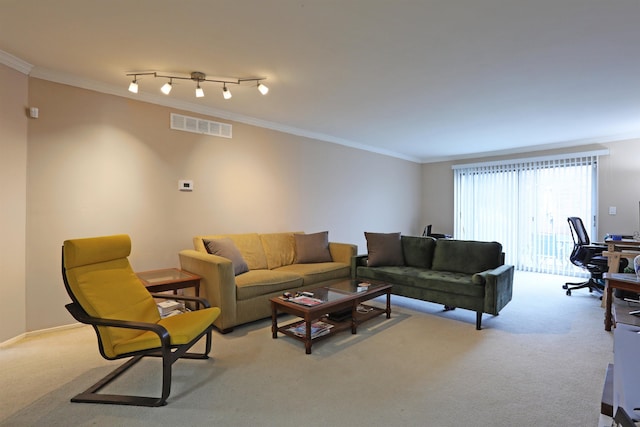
[609,206,616,215]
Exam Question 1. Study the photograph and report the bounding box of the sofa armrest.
[351,254,369,279]
[480,264,514,315]
[178,249,236,331]
[329,242,358,265]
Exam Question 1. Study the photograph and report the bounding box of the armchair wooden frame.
[62,247,216,407]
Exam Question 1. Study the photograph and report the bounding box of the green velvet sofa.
[352,235,514,329]
[179,231,357,332]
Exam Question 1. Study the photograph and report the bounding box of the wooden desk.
[604,273,640,331]
[604,239,640,273]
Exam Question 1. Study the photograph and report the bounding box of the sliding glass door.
[453,154,599,276]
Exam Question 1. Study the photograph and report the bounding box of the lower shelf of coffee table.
[277,304,387,345]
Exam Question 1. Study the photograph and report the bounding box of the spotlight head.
[128,79,138,94]
[223,85,232,100]
[195,84,204,98]
[257,82,269,95]
[161,81,172,95]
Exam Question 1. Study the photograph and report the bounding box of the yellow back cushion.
[63,235,160,358]
[260,232,296,269]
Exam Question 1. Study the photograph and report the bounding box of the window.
[453,151,606,276]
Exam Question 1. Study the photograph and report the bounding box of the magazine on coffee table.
[289,295,323,306]
[287,321,333,338]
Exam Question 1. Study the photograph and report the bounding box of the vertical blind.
[453,154,601,276]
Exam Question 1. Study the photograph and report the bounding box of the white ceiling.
[1,0,639,163]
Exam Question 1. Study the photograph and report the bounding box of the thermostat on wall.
[178,180,194,191]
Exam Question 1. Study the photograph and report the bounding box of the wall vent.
[170,113,232,138]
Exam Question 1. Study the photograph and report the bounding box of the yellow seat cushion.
[113,307,221,356]
[234,269,302,300]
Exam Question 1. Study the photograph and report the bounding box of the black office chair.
[422,224,452,239]
[563,216,625,296]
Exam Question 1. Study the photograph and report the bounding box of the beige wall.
[3,71,637,340]
[20,78,422,332]
[421,140,640,240]
[0,64,28,343]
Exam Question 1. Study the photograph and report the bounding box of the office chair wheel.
[562,284,568,290]
[566,290,571,296]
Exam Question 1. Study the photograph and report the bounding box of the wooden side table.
[137,268,201,297]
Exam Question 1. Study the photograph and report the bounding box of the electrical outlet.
[609,206,616,215]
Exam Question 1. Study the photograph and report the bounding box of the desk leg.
[608,253,621,274]
[605,282,614,331]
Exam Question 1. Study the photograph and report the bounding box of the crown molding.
[29,66,422,163]
[0,49,33,75]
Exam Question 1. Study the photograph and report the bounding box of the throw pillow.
[295,231,333,263]
[365,232,405,267]
[203,238,249,276]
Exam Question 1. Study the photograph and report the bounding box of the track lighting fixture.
[125,71,268,100]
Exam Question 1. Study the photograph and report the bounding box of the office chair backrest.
[62,234,160,358]
[568,217,591,246]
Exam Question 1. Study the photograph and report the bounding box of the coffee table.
[270,279,392,354]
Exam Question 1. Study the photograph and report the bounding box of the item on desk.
[634,255,640,280]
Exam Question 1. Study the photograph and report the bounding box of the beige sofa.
[178,232,357,332]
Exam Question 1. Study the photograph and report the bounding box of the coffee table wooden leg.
[271,302,278,339]
[305,319,312,354]
[351,304,358,334]
[386,291,391,319]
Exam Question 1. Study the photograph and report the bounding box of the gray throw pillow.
[295,231,333,263]
[365,232,405,267]
[203,238,249,276]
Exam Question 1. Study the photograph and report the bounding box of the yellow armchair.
[62,234,220,406]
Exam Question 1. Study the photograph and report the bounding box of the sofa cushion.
[357,266,484,298]
[234,269,303,301]
[196,233,268,270]
[401,235,436,269]
[295,231,332,263]
[365,232,405,267]
[260,232,296,270]
[203,238,249,276]
[431,239,503,274]
[277,262,350,286]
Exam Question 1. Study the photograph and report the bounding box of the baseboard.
[0,322,83,348]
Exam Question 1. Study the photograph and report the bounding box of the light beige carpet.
[0,272,613,427]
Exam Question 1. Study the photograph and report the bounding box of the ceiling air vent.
[170,113,232,138]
